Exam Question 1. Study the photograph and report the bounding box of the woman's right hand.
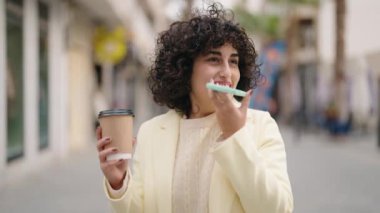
[96,126,128,190]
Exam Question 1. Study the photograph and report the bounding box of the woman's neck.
[189,101,215,119]
[189,110,214,119]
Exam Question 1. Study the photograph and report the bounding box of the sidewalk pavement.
[282,126,380,213]
[0,125,379,213]
[0,145,109,213]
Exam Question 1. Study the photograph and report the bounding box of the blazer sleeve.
[210,111,294,213]
[103,123,147,212]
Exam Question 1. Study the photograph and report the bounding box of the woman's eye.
[230,59,239,65]
[207,57,220,63]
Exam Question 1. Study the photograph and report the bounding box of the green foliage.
[234,0,319,39]
[234,7,281,39]
[234,7,260,33]
[268,0,319,6]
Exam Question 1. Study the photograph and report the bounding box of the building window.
[6,0,24,161]
[38,1,49,149]
[298,19,315,49]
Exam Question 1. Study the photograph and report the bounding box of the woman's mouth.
[213,81,232,88]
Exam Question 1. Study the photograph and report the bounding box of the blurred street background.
[0,0,379,212]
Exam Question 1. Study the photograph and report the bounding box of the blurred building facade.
[318,0,380,133]
[285,0,380,134]
[239,0,380,134]
[0,0,167,186]
[282,5,319,128]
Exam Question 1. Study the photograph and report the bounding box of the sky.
[165,0,264,20]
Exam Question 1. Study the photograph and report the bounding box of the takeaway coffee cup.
[98,109,134,161]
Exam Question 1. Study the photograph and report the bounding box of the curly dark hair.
[148,2,261,116]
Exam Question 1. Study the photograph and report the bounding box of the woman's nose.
[219,62,232,78]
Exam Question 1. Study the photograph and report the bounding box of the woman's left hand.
[210,89,252,140]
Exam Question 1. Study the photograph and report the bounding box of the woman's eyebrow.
[207,50,222,56]
[207,51,239,57]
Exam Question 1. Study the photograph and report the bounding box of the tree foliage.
[268,0,319,6]
[234,6,281,40]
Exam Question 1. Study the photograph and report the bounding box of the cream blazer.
[104,109,294,213]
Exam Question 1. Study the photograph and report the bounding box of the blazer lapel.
[208,110,255,213]
[153,110,181,213]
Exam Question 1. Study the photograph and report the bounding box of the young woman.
[96,3,293,213]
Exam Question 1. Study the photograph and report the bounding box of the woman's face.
[190,43,240,113]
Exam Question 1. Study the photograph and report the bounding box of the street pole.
[378,78,380,148]
[102,62,113,108]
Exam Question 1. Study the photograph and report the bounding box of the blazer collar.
[155,110,181,212]
[159,110,182,129]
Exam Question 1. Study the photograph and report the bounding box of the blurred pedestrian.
[96,3,293,213]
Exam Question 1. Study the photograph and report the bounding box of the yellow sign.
[94,26,127,64]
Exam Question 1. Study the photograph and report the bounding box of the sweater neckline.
[180,113,217,129]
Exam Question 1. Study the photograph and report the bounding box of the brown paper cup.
[98,109,134,161]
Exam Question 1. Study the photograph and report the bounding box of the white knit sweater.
[172,113,221,213]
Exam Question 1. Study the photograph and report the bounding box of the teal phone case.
[206,83,247,97]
